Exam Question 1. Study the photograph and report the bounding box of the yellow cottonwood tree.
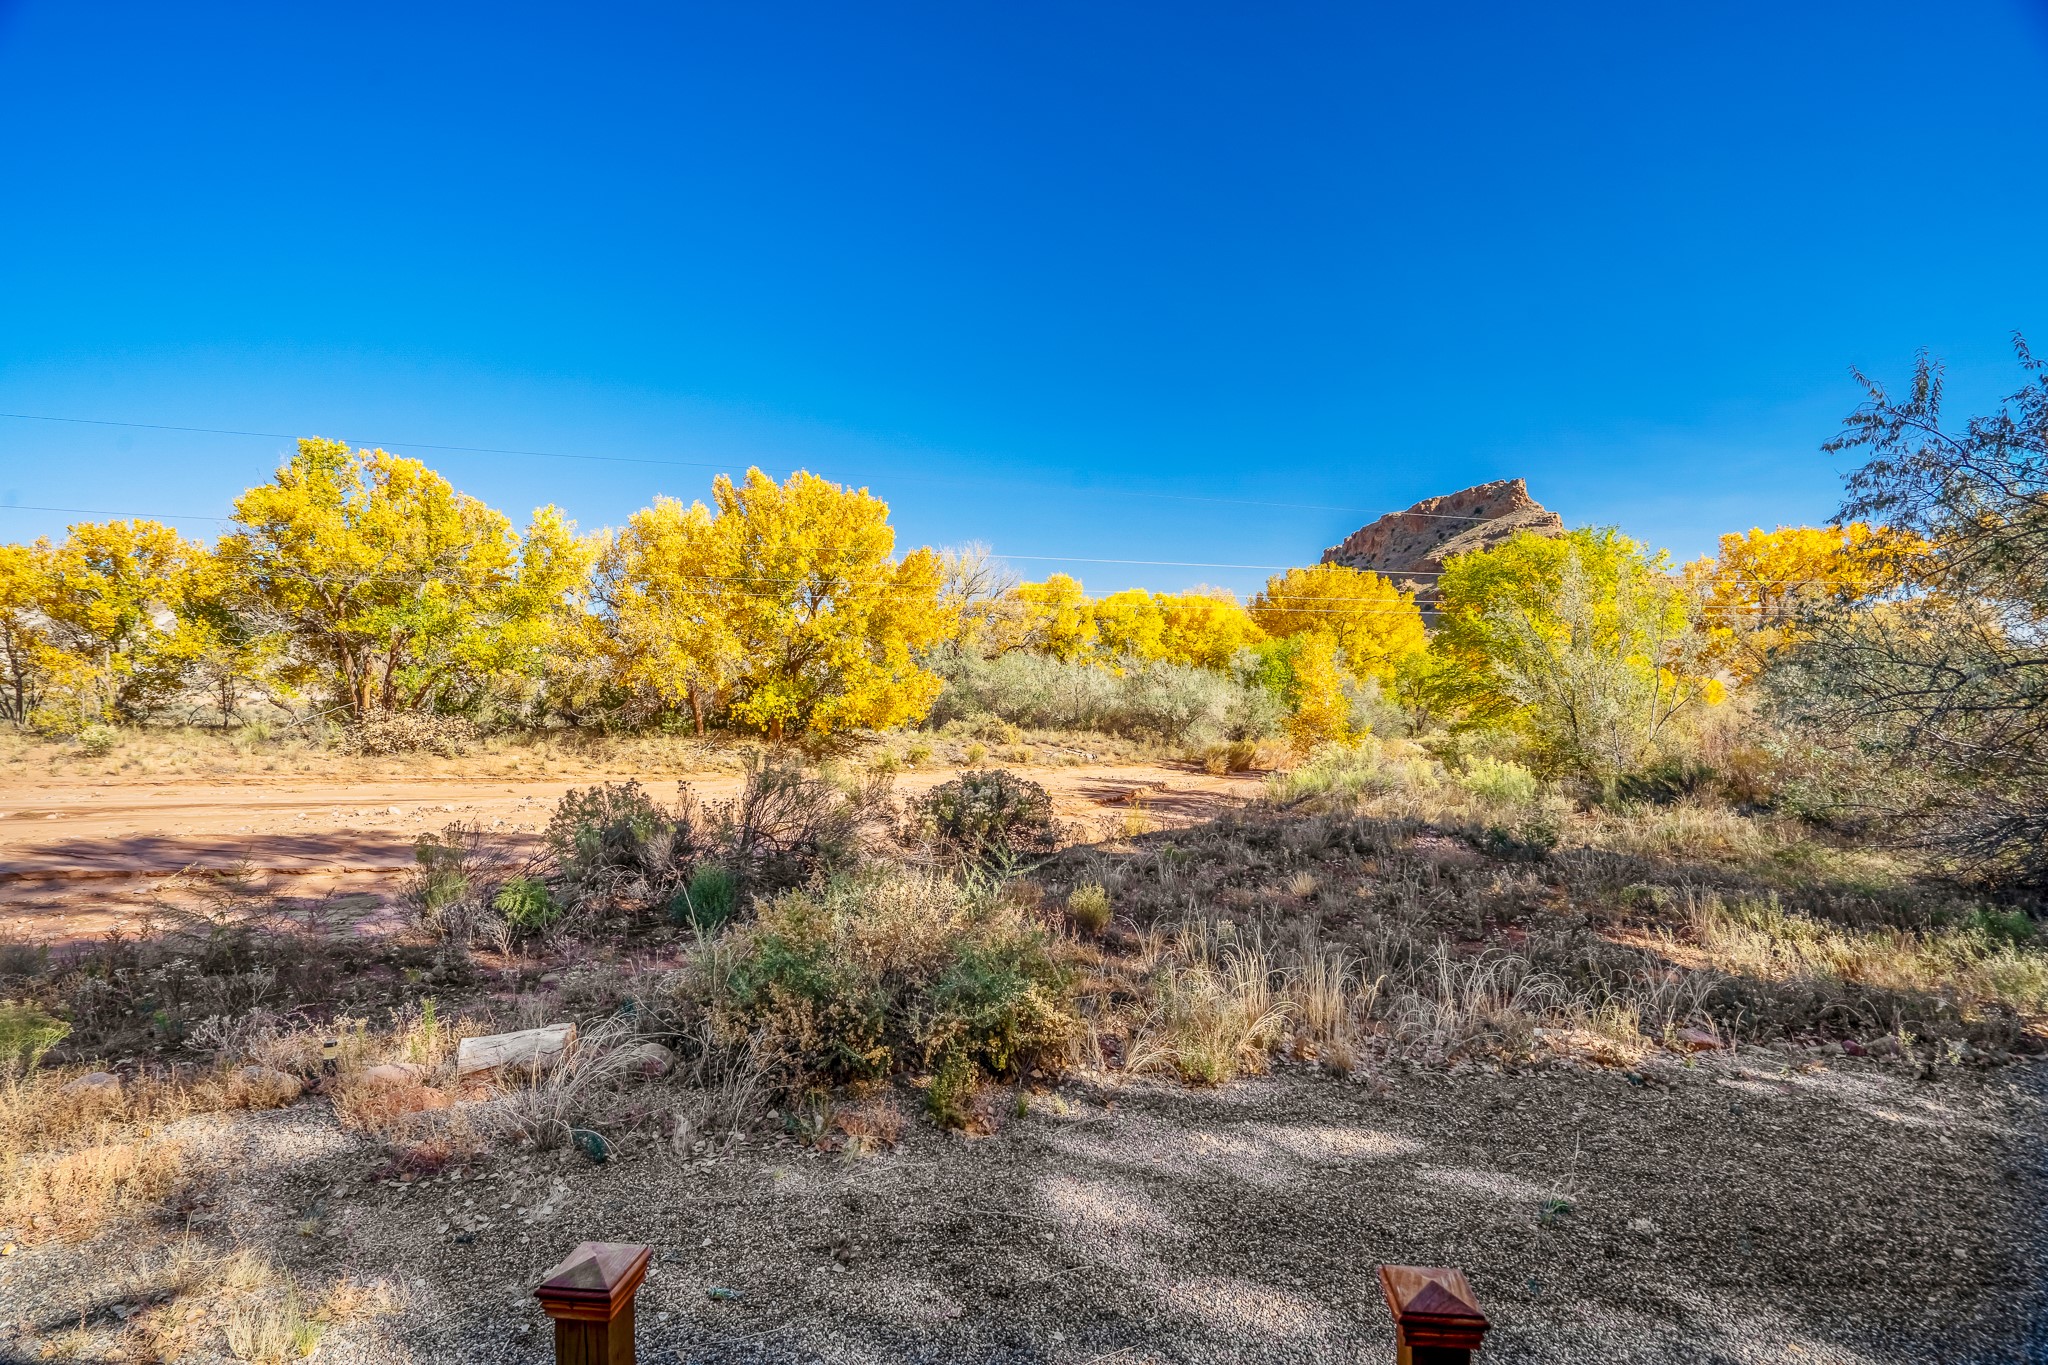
[1282,632,1352,754]
[1684,523,1922,679]
[597,496,740,733]
[706,468,954,741]
[35,519,195,723]
[0,540,56,726]
[216,439,592,717]
[1005,574,1096,660]
[1090,589,1167,661]
[1250,563,1425,685]
[1082,587,1263,668]
[1154,589,1263,668]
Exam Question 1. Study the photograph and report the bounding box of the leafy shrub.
[702,871,1076,1097]
[926,1048,977,1128]
[670,865,740,933]
[0,1002,69,1077]
[345,711,480,756]
[911,769,1065,864]
[699,753,885,893]
[1065,882,1112,934]
[412,757,883,945]
[1459,756,1540,805]
[492,876,561,931]
[76,724,119,758]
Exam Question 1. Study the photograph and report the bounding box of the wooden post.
[1377,1264,1490,1364]
[534,1241,651,1365]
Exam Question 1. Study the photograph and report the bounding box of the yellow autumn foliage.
[1684,523,1924,679]
[1250,562,1425,685]
[706,468,955,741]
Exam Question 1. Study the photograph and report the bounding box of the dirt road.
[0,763,1261,945]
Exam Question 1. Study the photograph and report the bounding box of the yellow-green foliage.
[1282,633,1352,753]
[1250,562,1426,685]
[1427,528,1721,778]
[1065,882,1113,934]
[1689,895,2048,1018]
[217,438,593,719]
[1458,756,1540,805]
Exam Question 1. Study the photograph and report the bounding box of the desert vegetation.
[2,344,2046,1361]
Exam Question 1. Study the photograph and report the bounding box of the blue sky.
[2,1,2044,596]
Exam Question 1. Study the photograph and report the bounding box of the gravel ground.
[5,1052,2043,1364]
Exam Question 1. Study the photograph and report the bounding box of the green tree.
[1772,340,2048,885]
[1430,528,1718,779]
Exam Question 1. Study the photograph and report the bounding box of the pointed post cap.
[534,1242,652,1323]
[1378,1265,1490,1351]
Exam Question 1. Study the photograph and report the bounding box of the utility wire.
[0,409,1514,520]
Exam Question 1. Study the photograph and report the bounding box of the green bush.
[926,1048,977,1128]
[1460,756,1539,805]
[911,769,1065,864]
[0,1001,70,1077]
[670,865,740,933]
[492,876,561,931]
[76,724,119,758]
[704,872,1076,1098]
[1065,882,1113,934]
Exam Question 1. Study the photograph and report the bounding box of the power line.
[0,501,1873,596]
[0,409,1509,521]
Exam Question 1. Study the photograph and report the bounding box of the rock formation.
[1321,478,1564,606]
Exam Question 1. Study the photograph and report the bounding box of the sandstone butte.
[1320,477,1565,609]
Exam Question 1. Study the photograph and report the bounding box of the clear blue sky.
[2,2,2044,596]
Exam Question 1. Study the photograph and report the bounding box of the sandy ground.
[3,1056,2042,1364]
[0,763,1261,946]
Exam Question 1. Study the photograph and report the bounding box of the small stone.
[1674,1028,1720,1052]
[239,1065,303,1100]
[623,1041,675,1078]
[62,1071,122,1101]
[360,1062,426,1088]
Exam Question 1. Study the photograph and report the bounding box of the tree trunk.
[689,685,705,736]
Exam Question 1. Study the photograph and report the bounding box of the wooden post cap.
[1378,1264,1490,1352]
[534,1242,652,1323]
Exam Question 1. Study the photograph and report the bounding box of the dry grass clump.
[1685,893,2048,1020]
[330,1069,454,1136]
[1130,925,1289,1085]
[1065,882,1113,934]
[117,1243,395,1365]
[0,1134,187,1243]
